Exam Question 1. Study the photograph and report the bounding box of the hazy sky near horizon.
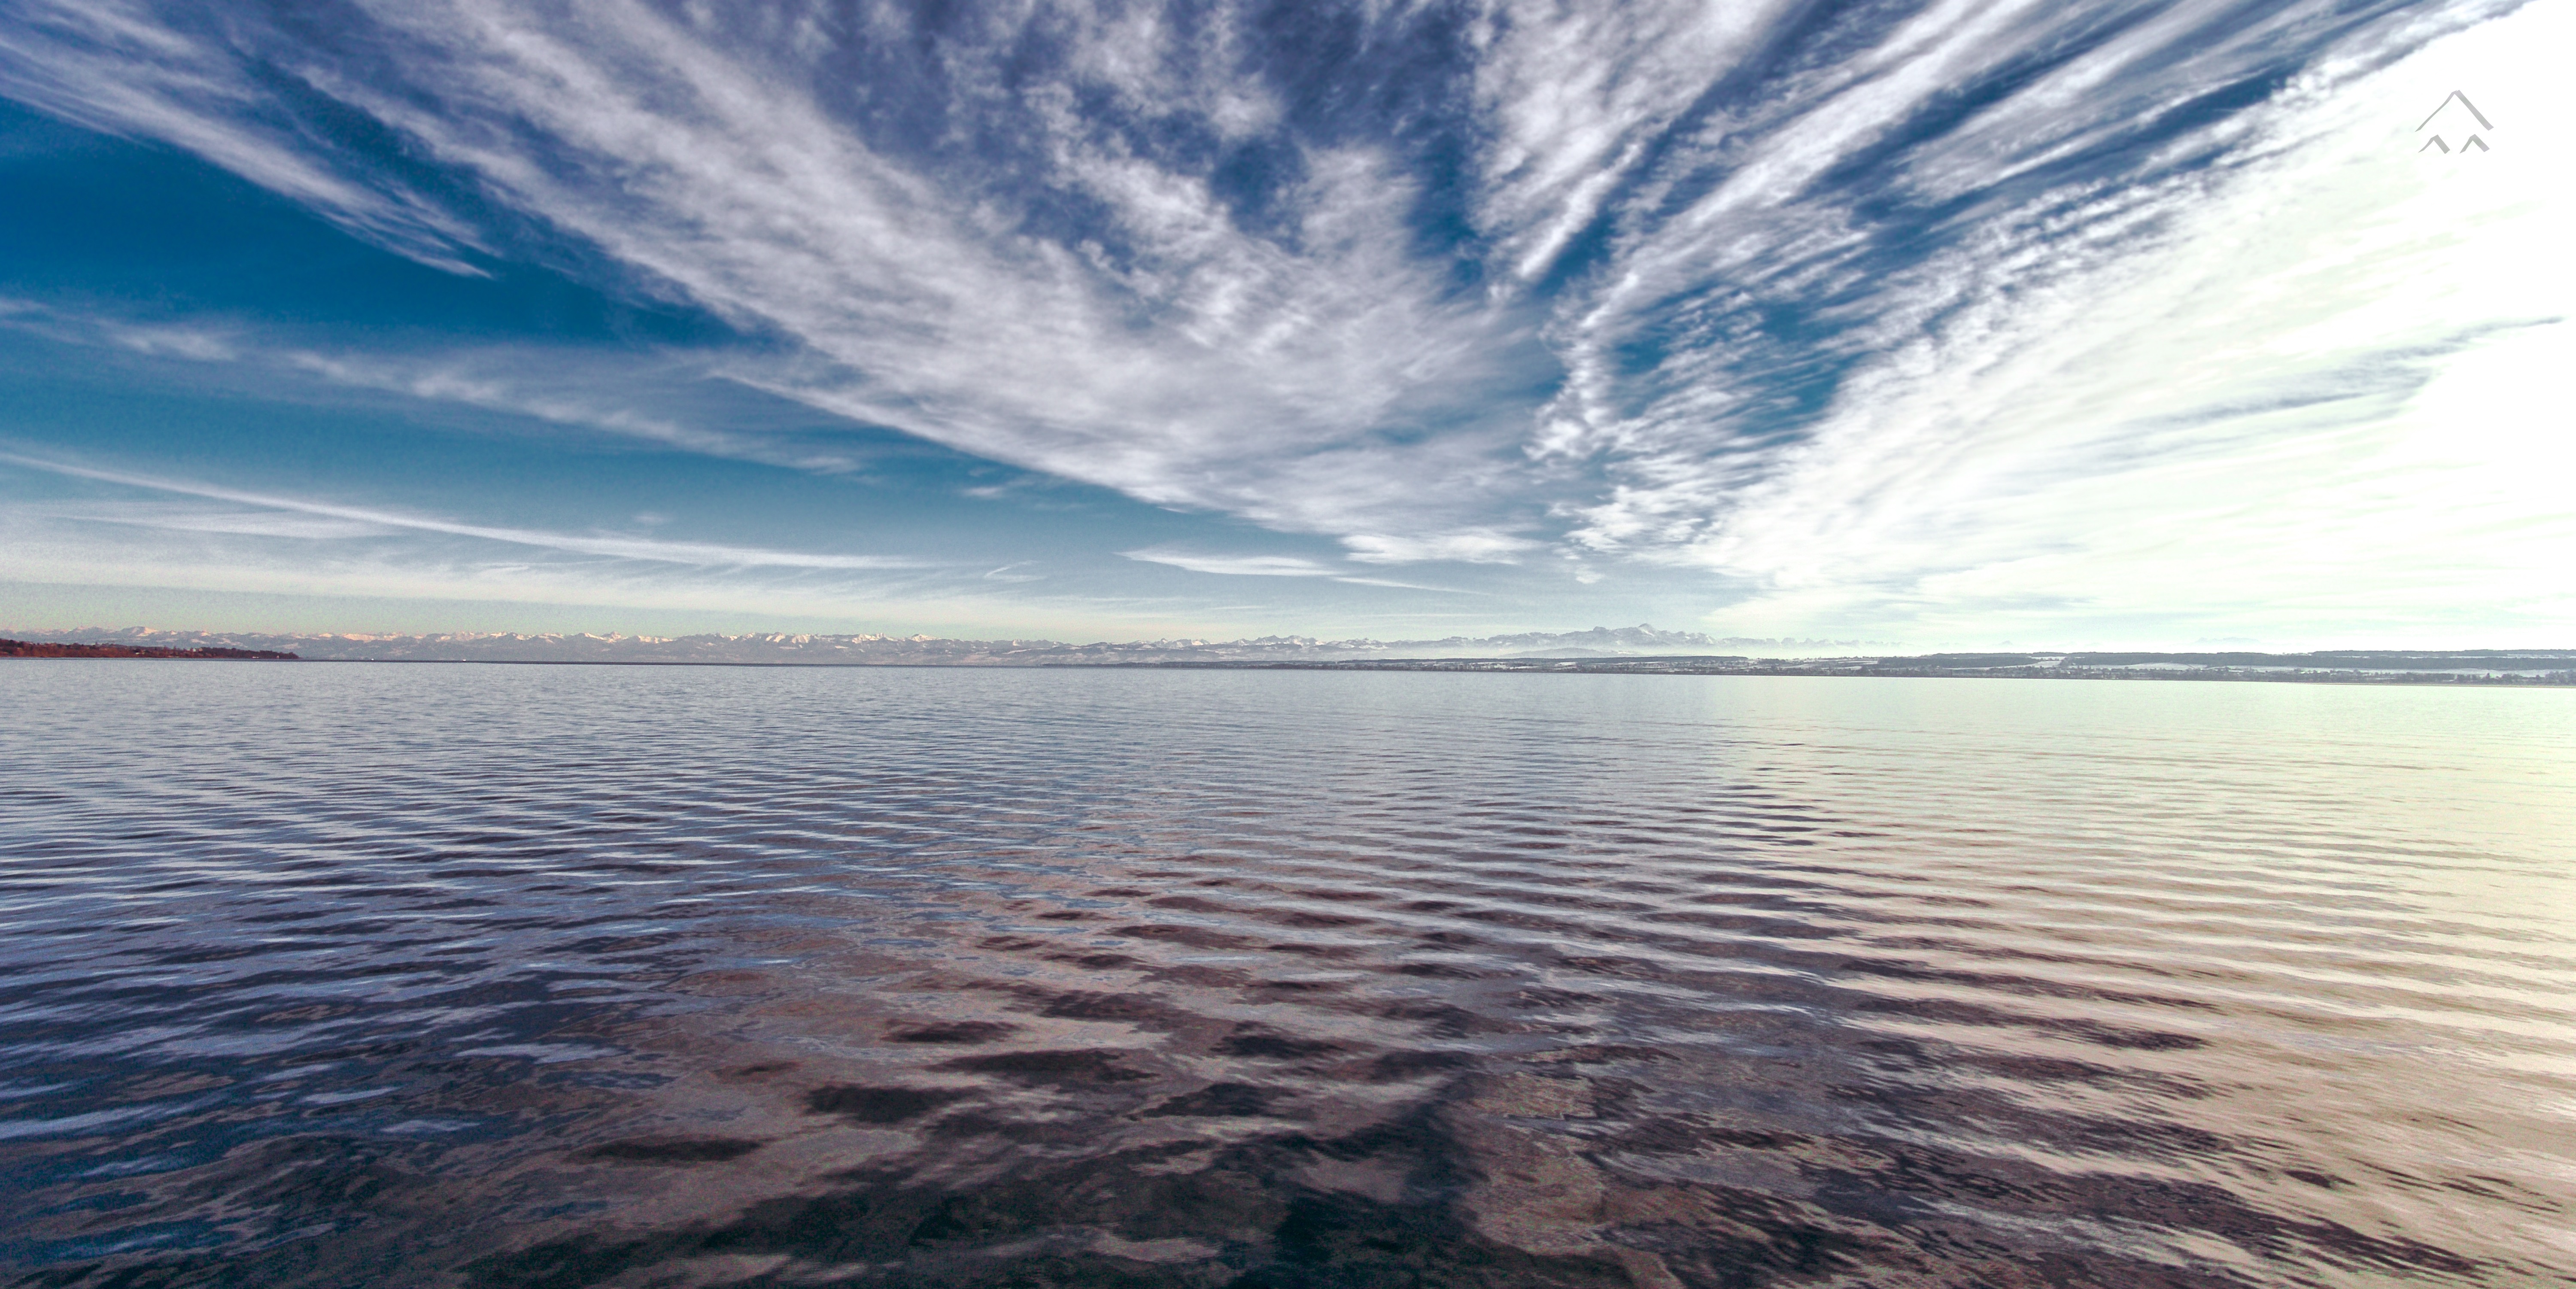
[0,0,2564,646]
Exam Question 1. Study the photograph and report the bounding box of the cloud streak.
[0,451,921,570]
[1121,547,1467,593]
[0,300,872,472]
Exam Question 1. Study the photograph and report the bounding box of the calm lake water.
[1,663,2570,1288]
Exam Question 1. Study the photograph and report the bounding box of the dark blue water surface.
[1,663,2570,1287]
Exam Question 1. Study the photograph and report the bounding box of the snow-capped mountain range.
[0,625,1870,665]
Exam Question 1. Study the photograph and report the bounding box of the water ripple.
[1,664,2570,1286]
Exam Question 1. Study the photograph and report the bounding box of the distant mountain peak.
[0,623,1816,664]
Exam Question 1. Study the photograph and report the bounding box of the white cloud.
[278,350,866,472]
[0,0,2562,641]
[1122,546,1472,593]
[0,512,936,626]
[1465,0,1779,280]
[0,300,867,472]
[0,452,922,570]
[1339,530,1539,565]
[0,482,1404,638]
[1122,548,1339,578]
[293,0,1533,544]
[1610,5,2569,641]
[27,500,398,541]
[106,324,240,362]
[0,0,489,272]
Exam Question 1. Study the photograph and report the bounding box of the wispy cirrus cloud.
[1547,1,2568,636]
[1120,546,1467,593]
[0,0,2561,641]
[1123,550,1341,578]
[1,451,922,570]
[0,298,871,471]
[276,350,869,473]
[0,0,489,273]
[307,0,1535,542]
[24,500,398,541]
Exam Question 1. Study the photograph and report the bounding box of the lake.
[2,663,2569,1286]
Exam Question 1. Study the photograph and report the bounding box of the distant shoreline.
[6,641,2567,684]
[0,639,297,660]
[1108,657,2576,686]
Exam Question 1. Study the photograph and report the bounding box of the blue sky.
[0,0,2563,646]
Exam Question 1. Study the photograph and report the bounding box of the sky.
[0,0,2564,648]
